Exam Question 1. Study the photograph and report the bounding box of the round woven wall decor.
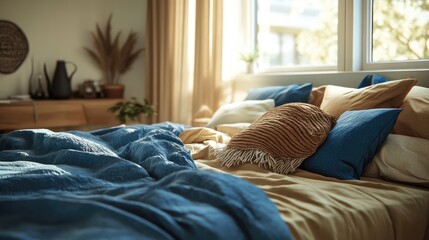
[0,20,29,74]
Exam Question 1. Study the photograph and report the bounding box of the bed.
[180,129,429,240]
[182,76,429,240]
[1,76,428,240]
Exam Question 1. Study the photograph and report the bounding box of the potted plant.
[84,14,144,98]
[108,97,156,124]
[240,50,259,74]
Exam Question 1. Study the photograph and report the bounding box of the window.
[254,0,429,72]
[256,0,338,71]
[364,0,429,70]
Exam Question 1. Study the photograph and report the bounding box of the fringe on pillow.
[213,146,306,175]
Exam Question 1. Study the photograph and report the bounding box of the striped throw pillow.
[214,103,336,174]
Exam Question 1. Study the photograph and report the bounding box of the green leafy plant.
[84,14,144,84]
[108,97,156,124]
[240,50,259,73]
[239,50,259,63]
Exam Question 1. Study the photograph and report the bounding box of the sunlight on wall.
[221,0,255,103]
[0,0,147,102]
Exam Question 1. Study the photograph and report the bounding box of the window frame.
[253,0,429,74]
[362,0,429,71]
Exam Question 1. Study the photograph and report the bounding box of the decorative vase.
[28,58,47,99]
[102,84,124,98]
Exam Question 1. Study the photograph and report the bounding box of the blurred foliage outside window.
[372,0,429,62]
[256,0,429,70]
[256,0,337,68]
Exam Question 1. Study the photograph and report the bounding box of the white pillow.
[363,134,429,188]
[205,99,275,128]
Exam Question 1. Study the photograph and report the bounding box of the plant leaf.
[84,14,143,84]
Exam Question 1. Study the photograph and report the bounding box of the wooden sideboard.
[0,99,124,131]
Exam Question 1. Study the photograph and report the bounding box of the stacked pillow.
[299,108,401,180]
[244,83,313,107]
[357,74,390,88]
[209,77,425,181]
[299,78,416,179]
[392,86,429,139]
[308,85,326,107]
[363,134,429,187]
[205,83,313,129]
[205,99,274,128]
[320,78,416,118]
[343,76,429,140]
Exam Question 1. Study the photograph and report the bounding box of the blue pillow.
[299,108,401,180]
[244,83,313,107]
[357,74,390,88]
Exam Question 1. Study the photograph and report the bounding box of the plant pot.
[103,84,124,98]
[246,62,256,74]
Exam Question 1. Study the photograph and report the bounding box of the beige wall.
[0,0,147,101]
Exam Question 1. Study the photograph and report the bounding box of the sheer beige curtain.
[145,0,224,125]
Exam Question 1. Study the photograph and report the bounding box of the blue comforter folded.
[0,122,292,240]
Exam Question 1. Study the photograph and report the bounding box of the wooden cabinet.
[0,102,35,130]
[0,99,123,131]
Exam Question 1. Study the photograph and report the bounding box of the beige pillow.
[363,134,429,188]
[320,78,417,118]
[179,127,230,144]
[214,103,336,175]
[216,123,251,137]
[308,85,326,107]
[392,86,429,140]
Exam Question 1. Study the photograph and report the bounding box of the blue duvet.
[0,122,292,240]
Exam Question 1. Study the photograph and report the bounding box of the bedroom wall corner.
[0,0,148,103]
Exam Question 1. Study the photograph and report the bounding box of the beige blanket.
[179,127,429,240]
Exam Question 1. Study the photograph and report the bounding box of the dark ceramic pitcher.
[44,60,77,99]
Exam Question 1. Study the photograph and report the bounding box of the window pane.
[256,0,338,69]
[372,0,429,62]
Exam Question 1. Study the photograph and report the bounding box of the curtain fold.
[193,0,224,121]
[145,0,224,125]
[145,0,176,123]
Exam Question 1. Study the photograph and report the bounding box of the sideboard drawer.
[0,103,36,130]
[35,102,87,128]
[0,99,123,131]
[83,99,120,126]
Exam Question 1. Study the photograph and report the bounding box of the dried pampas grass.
[84,14,144,84]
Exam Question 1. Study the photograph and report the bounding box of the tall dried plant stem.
[84,14,144,85]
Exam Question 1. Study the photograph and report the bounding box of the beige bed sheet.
[180,127,429,240]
